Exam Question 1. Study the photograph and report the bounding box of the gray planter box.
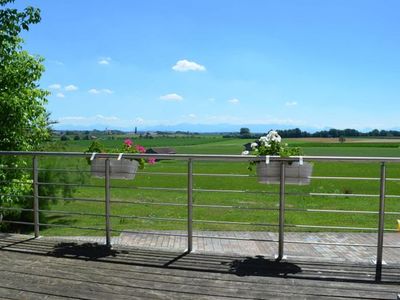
[256,161,313,185]
[91,158,139,179]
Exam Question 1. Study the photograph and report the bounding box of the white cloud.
[102,89,113,94]
[88,89,100,94]
[285,101,298,107]
[49,83,61,90]
[228,98,240,104]
[94,114,119,121]
[98,57,111,65]
[188,113,196,118]
[49,84,78,92]
[65,84,78,92]
[88,88,114,95]
[172,59,206,72]
[56,92,65,98]
[56,115,143,128]
[58,115,121,126]
[160,93,183,101]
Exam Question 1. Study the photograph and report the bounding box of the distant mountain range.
[52,122,400,134]
[52,122,329,133]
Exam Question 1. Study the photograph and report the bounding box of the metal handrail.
[1,150,400,162]
[1,150,399,281]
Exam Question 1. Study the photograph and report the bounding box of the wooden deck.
[46,231,400,264]
[1,234,399,299]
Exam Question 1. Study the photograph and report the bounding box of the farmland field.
[15,136,400,236]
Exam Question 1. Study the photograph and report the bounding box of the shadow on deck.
[0,234,399,299]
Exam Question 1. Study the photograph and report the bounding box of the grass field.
[22,137,400,236]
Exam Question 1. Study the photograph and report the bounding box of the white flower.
[268,130,278,135]
[259,136,268,144]
[271,136,282,143]
[241,150,249,155]
[266,130,282,143]
[251,142,258,149]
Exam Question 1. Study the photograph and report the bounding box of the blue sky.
[14,0,400,131]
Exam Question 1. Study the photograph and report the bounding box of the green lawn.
[30,137,400,236]
[53,136,228,152]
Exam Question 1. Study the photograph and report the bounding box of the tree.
[0,0,50,151]
[0,0,50,228]
[328,129,339,138]
[239,128,250,135]
[239,127,252,138]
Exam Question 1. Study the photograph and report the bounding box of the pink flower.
[148,158,156,165]
[136,145,146,153]
[124,139,133,148]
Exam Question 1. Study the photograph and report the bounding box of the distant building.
[146,147,176,155]
[146,147,176,161]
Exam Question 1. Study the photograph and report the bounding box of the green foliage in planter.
[246,130,303,170]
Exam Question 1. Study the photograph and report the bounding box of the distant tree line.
[222,127,400,139]
[56,128,400,140]
[276,128,400,138]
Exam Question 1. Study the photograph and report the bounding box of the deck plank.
[1,234,399,299]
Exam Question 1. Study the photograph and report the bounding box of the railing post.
[277,161,286,261]
[33,156,40,238]
[105,158,111,247]
[375,162,386,282]
[187,158,193,253]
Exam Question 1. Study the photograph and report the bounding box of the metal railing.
[0,151,400,281]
